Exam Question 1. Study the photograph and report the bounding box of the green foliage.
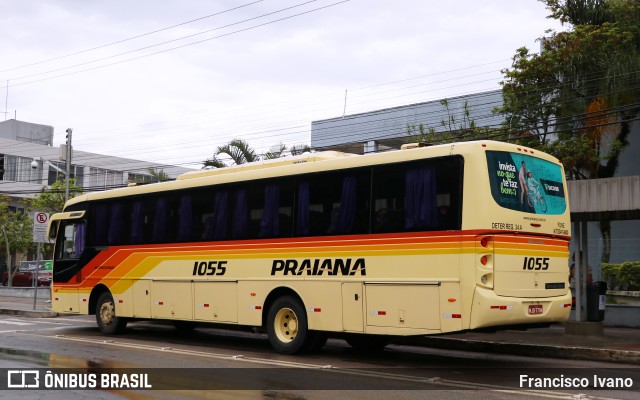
[264,143,287,160]
[203,139,260,168]
[33,178,83,214]
[498,0,640,180]
[602,261,640,291]
[0,195,34,287]
[407,99,505,145]
[290,144,311,156]
[147,168,171,183]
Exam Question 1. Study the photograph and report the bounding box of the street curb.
[406,337,640,364]
[0,308,58,318]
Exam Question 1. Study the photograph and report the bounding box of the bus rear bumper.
[469,287,572,330]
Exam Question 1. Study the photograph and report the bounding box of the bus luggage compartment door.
[364,283,440,329]
[342,282,364,332]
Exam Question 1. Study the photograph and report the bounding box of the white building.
[0,119,192,201]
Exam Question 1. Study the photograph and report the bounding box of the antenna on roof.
[342,89,347,118]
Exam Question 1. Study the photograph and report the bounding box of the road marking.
[50,335,622,399]
[0,319,33,326]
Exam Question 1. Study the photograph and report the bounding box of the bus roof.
[62,140,560,208]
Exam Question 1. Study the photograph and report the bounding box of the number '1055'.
[522,257,549,270]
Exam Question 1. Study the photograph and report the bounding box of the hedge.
[601,261,640,291]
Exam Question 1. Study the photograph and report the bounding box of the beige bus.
[48,140,572,354]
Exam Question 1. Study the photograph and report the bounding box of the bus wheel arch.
[92,287,127,335]
[88,284,110,316]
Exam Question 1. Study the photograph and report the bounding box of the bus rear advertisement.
[48,141,571,354]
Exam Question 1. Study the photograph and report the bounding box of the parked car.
[1,270,51,287]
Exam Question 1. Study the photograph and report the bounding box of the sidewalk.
[410,324,640,364]
[0,293,57,318]
[1,294,639,364]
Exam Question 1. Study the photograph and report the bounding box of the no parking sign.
[33,211,50,243]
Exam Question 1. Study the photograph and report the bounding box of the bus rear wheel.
[96,292,127,335]
[267,296,309,354]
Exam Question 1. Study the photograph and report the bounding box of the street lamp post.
[65,128,72,202]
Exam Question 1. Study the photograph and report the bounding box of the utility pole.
[65,128,73,203]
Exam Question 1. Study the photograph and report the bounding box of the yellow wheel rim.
[274,307,298,343]
[99,300,116,326]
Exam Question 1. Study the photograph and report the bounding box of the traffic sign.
[33,211,51,243]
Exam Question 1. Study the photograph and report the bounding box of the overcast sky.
[1,0,564,170]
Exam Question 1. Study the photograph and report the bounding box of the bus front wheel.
[96,292,127,335]
[267,296,309,354]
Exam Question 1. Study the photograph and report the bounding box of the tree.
[407,99,506,145]
[147,168,171,183]
[0,195,33,287]
[33,178,83,214]
[264,143,287,160]
[290,144,312,156]
[203,139,260,168]
[31,178,83,260]
[497,0,640,262]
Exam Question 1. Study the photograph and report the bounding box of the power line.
[0,0,266,74]
[4,0,351,88]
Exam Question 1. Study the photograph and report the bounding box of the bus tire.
[345,334,389,352]
[96,292,127,335]
[267,296,308,354]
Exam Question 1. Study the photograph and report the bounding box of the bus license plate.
[528,305,543,315]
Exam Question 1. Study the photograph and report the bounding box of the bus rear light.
[118,300,123,303]
[370,310,386,316]
[480,237,489,248]
[562,303,572,308]
[490,305,512,310]
[199,304,210,308]
[480,255,488,266]
[443,313,462,319]
[481,275,488,285]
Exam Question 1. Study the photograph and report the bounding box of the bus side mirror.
[48,220,59,240]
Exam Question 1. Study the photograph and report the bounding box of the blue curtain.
[131,200,144,243]
[260,184,280,237]
[152,197,168,242]
[334,176,356,234]
[93,203,108,244]
[203,190,228,240]
[232,189,248,239]
[74,223,86,256]
[178,194,193,241]
[107,203,123,245]
[405,166,438,230]
[296,181,309,235]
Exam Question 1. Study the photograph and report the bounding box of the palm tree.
[203,139,259,168]
[148,168,171,183]
[264,143,287,160]
[290,144,312,156]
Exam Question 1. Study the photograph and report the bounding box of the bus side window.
[59,222,86,260]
